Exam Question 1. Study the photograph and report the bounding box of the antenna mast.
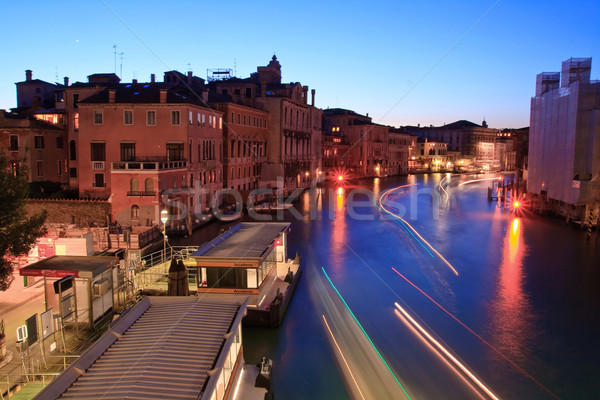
[119,52,124,78]
[113,44,117,74]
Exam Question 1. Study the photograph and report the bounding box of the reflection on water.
[330,188,347,271]
[491,216,532,363]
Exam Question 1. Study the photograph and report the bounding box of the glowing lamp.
[160,209,168,224]
[514,201,520,208]
[275,239,281,246]
[338,175,343,181]
[305,171,309,177]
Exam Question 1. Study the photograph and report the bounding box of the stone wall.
[27,199,111,227]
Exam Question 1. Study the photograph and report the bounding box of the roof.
[0,111,64,130]
[79,84,208,107]
[19,256,117,279]
[191,222,290,259]
[35,297,245,400]
[440,120,482,129]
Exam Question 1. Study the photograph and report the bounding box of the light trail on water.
[394,302,500,400]
[378,185,459,275]
[392,267,561,399]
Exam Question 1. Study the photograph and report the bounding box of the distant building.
[322,108,392,179]
[210,101,268,194]
[405,120,499,169]
[528,58,600,217]
[0,110,68,187]
[209,56,322,193]
[388,128,415,175]
[415,138,448,171]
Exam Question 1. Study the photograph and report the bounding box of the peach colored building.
[0,110,68,186]
[75,82,223,229]
[209,56,322,193]
[210,102,268,192]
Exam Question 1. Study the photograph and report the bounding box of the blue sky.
[1,0,598,128]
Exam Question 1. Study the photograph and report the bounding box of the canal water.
[175,173,600,399]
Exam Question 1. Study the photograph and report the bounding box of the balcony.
[199,160,218,169]
[127,191,156,197]
[112,160,188,171]
[93,161,105,170]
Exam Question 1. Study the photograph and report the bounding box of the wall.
[27,199,111,226]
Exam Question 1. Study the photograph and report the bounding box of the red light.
[338,175,343,181]
[275,239,281,246]
[514,201,520,208]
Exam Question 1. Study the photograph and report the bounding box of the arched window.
[144,178,153,192]
[130,178,139,192]
[69,140,76,161]
[131,205,139,219]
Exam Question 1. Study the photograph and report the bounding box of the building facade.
[528,58,600,216]
[76,80,223,228]
[209,56,322,193]
[0,110,68,186]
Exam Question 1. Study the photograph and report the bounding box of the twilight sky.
[1,0,598,129]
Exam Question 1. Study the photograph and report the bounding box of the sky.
[1,0,598,129]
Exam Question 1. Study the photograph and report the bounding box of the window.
[130,178,139,192]
[147,110,156,126]
[90,142,106,161]
[145,178,153,192]
[94,173,105,188]
[197,113,201,125]
[73,112,79,131]
[56,136,64,149]
[36,161,44,177]
[120,143,135,161]
[171,110,181,125]
[73,94,79,108]
[9,135,18,151]
[124,110,133,125]
[201,114,205,124]
[167,143,184,161]
[57,160,63,175]
[34,136,44,149]
[131,205,139,219]
[189,111,193,124]
[93,110,103,125]
[70,140,76,161]
[245,87,252,98]
[69,168,77,178]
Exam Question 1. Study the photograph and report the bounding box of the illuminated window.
[73,112,79,131]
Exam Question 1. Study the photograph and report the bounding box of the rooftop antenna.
[234,58,237,77]
[187,62,192,72]
[113,44,118,74]
[119,52,124,78]
[55,66,59,83]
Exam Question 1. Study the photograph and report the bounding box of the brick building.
[209,56,322,193]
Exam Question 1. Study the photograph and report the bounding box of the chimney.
[303,86,308,104]
[25,69,32,81]
[108,89,116,103]
[311,89,315,106]
[63,76,69,86]
[160,89,167,103]
[132,79,138,84]
[187,71,193,85]
[151,74,156,83]
[261,81,267,97]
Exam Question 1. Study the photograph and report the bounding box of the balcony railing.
[127,191,156,197]
[112,160,187,171]
[199,159,218,169]
[93,161,105,170]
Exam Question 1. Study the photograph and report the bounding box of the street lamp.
[160,209,168,262]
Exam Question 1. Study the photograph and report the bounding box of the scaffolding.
[206,68,233,82]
